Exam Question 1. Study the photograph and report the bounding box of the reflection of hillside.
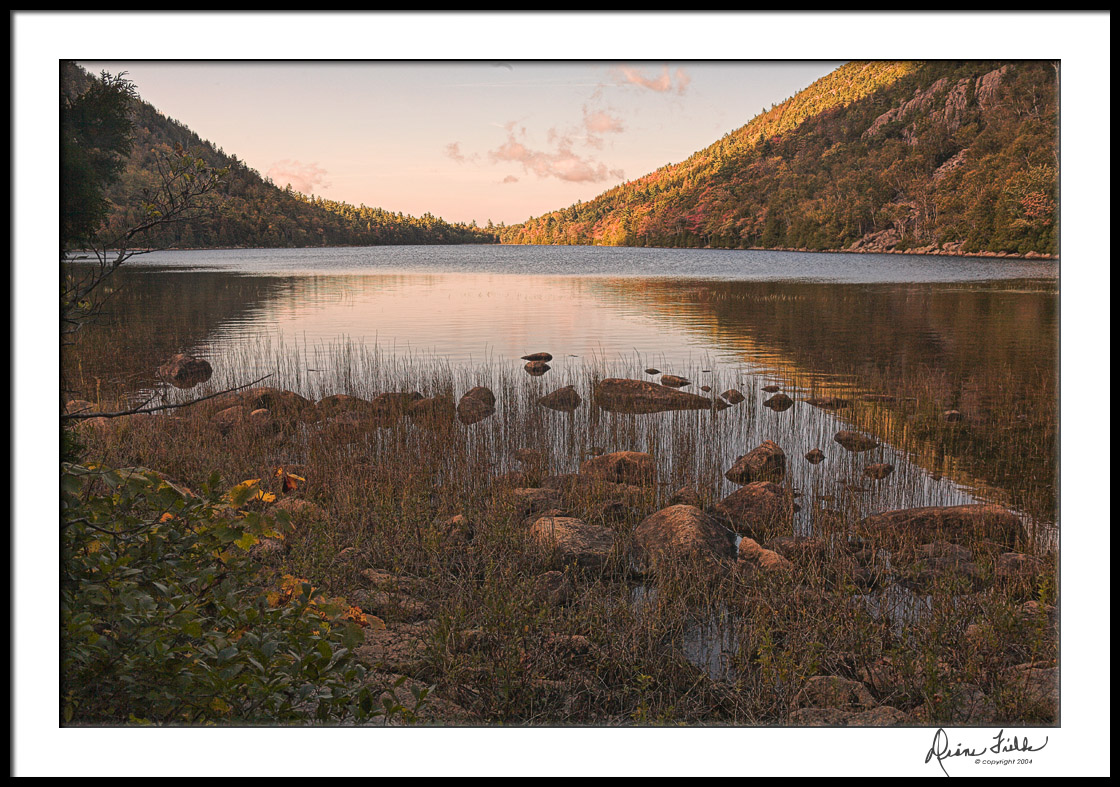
[588,277,1058,520]
[63,267,288,402]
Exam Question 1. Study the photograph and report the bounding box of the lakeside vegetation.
[65,350,1058,726]
[500,61,1058,256]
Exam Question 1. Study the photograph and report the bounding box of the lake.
[65,245,1059,531]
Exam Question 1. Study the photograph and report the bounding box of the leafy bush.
[60,462,380,725]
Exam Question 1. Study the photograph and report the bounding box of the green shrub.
[60,462,379,725]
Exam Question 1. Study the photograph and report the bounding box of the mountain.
[62,62,497,249]
[497,61,1058,257]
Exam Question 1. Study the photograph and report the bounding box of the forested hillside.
[62,62,496,250]
[498,61,1058,256]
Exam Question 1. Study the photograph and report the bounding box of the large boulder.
[457,386,496,425]
[529,516,617,570]
[538,385,582,412]
[860,504,1026,548]
[579,450,655,486]
[632,504,736,573]
[159,353,213,389]
[712,481,797,538]
[594,378,728,414]
[725,440,786,484]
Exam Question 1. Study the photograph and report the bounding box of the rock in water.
[660,374,691,388]
[594,378,729,414]
[805,448,826,464]
[457,386,496,425]
[725,440,786,484]
[521,352,553,362]
[538,385,582,412]
[860,504,1026,548]
[763,393,794,411]
[525,360,551,376]
[712,481,797,538]
[805,396,851,410]
[863,463,894,480]
[721,389,746,404]
[834,430,878,452]
[159,353,213,389]
[762,384,781,393]
[644,368,660,375]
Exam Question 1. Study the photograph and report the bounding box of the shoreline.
[69,242,1060,262]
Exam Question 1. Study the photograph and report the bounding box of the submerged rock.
[863,462,894,480]
[834,430,878,452]
[805,396,851,410]
[159,353,213,389]
[594,378,728,414]
[763,393,794,412]
[860,504,1025,548]
[725,440,787,484]
[538,385,582,412]
[524,360,551,376]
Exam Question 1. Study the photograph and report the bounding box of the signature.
[925,728,1048,777]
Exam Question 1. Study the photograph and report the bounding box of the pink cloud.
[266,159,330,194]
[488,129,623,184]
[584,109,625,135]
[445,141,469,164]
[501,175,519,184]
[613,65,690,95]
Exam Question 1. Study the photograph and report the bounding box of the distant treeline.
[62,62,497,250]
[499,61,1058,256]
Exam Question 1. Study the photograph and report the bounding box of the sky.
[76,60,840,226]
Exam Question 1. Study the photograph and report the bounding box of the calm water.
[66,245,1059,528]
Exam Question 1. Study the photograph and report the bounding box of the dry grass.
[65,341,1059,726]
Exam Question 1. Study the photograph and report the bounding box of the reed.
[65,338,1058,726]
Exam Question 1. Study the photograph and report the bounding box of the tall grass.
[66,339,1058,725]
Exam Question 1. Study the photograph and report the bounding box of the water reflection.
[64,247,1058,526]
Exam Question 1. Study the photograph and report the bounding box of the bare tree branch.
[63,373,275,421]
